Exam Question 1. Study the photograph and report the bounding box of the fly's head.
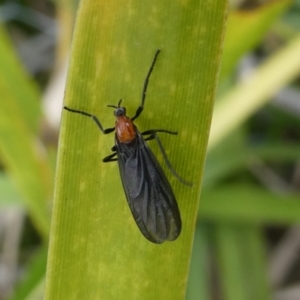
[107,99,126,117]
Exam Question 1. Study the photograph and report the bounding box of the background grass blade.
[0,26,52,238]
[209,33,300,149]
[220,0,292,80]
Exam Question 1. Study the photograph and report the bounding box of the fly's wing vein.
[117,134,181,243]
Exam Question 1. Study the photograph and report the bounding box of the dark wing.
[116,131,181,244]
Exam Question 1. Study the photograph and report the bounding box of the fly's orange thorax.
[115,116,136,143]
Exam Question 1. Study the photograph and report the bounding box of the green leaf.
[0,27,52,238]
[11,246,47,300]
[204,140,300,188]
[45,1,228,299]
[220,0,292,80]
[201,185,300,224]
[0,173,24,207]
[0,27,41,132]
[209,34,300,149]
[214,224,271,300]
[186,224,210,300]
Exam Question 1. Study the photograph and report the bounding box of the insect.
[64,50,191,243]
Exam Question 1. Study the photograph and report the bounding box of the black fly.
[64,50,191,243]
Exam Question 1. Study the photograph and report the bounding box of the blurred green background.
[0,0,300,299]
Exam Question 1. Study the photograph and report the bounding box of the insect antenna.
[107,99,123,109]
[131,50,160,121]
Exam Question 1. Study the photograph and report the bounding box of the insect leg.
[143,134,155,142]
[147,132,193,186]
[103,152,117,162]
[142,129,178,136]
[64,106,115,134]
[131,50,161,122]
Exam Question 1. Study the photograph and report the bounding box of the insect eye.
[114,107,126,116]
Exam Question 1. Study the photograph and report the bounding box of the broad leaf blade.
[45,1,228,299]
